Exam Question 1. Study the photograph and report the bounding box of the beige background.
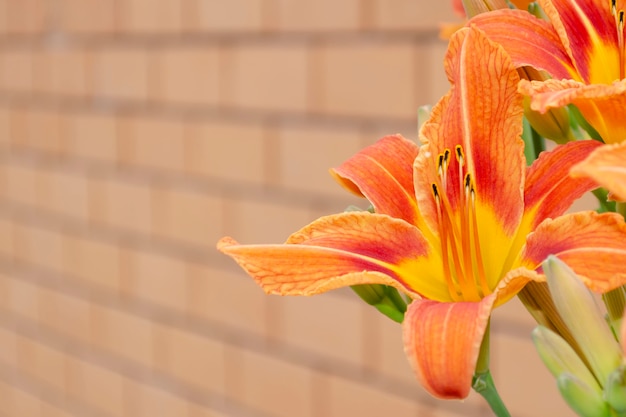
[0,1,579,416]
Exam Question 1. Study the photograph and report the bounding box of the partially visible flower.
[218,27,626,400]
[470,0,626,144]
[533,256,626,416]
[571,142,626,202]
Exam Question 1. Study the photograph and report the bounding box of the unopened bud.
[532,326,600,392]
[605,365,626,413]
[557,373,610,417]
[543,256,622,384]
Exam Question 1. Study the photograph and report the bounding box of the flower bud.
[532,326,600,392]
[557,373,610,417]
[543,256,622,384]
[605,365,626,413]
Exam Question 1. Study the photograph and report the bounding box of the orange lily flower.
[470,0,626,144]
[571,141,626,201]
[217,28,626,399]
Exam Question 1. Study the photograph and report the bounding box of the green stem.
[593,188,616,213]
[472,324,511,417]
[472,371,512,417]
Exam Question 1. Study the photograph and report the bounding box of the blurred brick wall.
[0,1,577,416]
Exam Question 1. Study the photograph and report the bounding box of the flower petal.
[519,78,626,144]
[468,10,576,80]
[402,295,495,399]
[522,211,626,293]
[538,0,620,83]
[524,139,601,230]
[330,135,420,225]
[417,27,525,237]
[218,212,451,300]
[571,142,626,201]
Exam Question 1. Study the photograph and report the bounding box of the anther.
[455,145,464,165]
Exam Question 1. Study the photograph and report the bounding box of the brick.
[270,0,361,31]
[38,169,89,222]
[0,380,41,417]
[369,0,455,31]
[66,111,118,163]
[185,120,265,184]
[236,347,313,417]
[40,402,74,417]
[35,47,89,97]
[276,124,366,197]
[0,49,33,93]
[0,106,9,148]
[15,225,63,272]
[223,44,309,113]
[90,305,154,368]
[21,108,66,155]
[491,332,574,417]
[224,197,314,244]
[190,0,263,32]
[325,374,421,417]
[122,249,187,312]
[271,293,365,366]
[188,264,267,335]
[5,0,47,34]
[317,41,420,120]
[8,107,30,149]
[98,178,153,236]
[58,0,117,33]
[23,336,66,392]
[123,380,189,417]
[122,116,186,172]
[3,269,39,322]
[0,324,17,365]
[152,186,222,249]
[153,324,225,394]
[155,46,220,106]
[4,163,39,207]
[38,287,91,345]
[94,47,150,101]
[376,309,420,385]
[82,360,125,416]
[0,217,14,258]
[62,235,120,292]
[122,0,182,33]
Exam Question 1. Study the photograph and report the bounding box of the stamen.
[432,184,462,301]
[611,0,625,79]
[469,187,491,297]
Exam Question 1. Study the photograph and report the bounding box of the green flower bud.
[604,365,626,413]
[543,256,622,385]
[557,373,610,417]
[532,326,601,393]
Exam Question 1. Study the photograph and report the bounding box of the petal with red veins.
[469,10,576,80]
[522,211,626,293]
[218,212,451,301]
[571,142,626,202]
[330,135,420,225]
[524,139,601,230]
[402,295,495,399]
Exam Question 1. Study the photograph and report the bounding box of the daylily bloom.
[470,0,626,144]
[571,141,626,201]
[217,27,626,399]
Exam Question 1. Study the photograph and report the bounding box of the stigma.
[431,145,490,302]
